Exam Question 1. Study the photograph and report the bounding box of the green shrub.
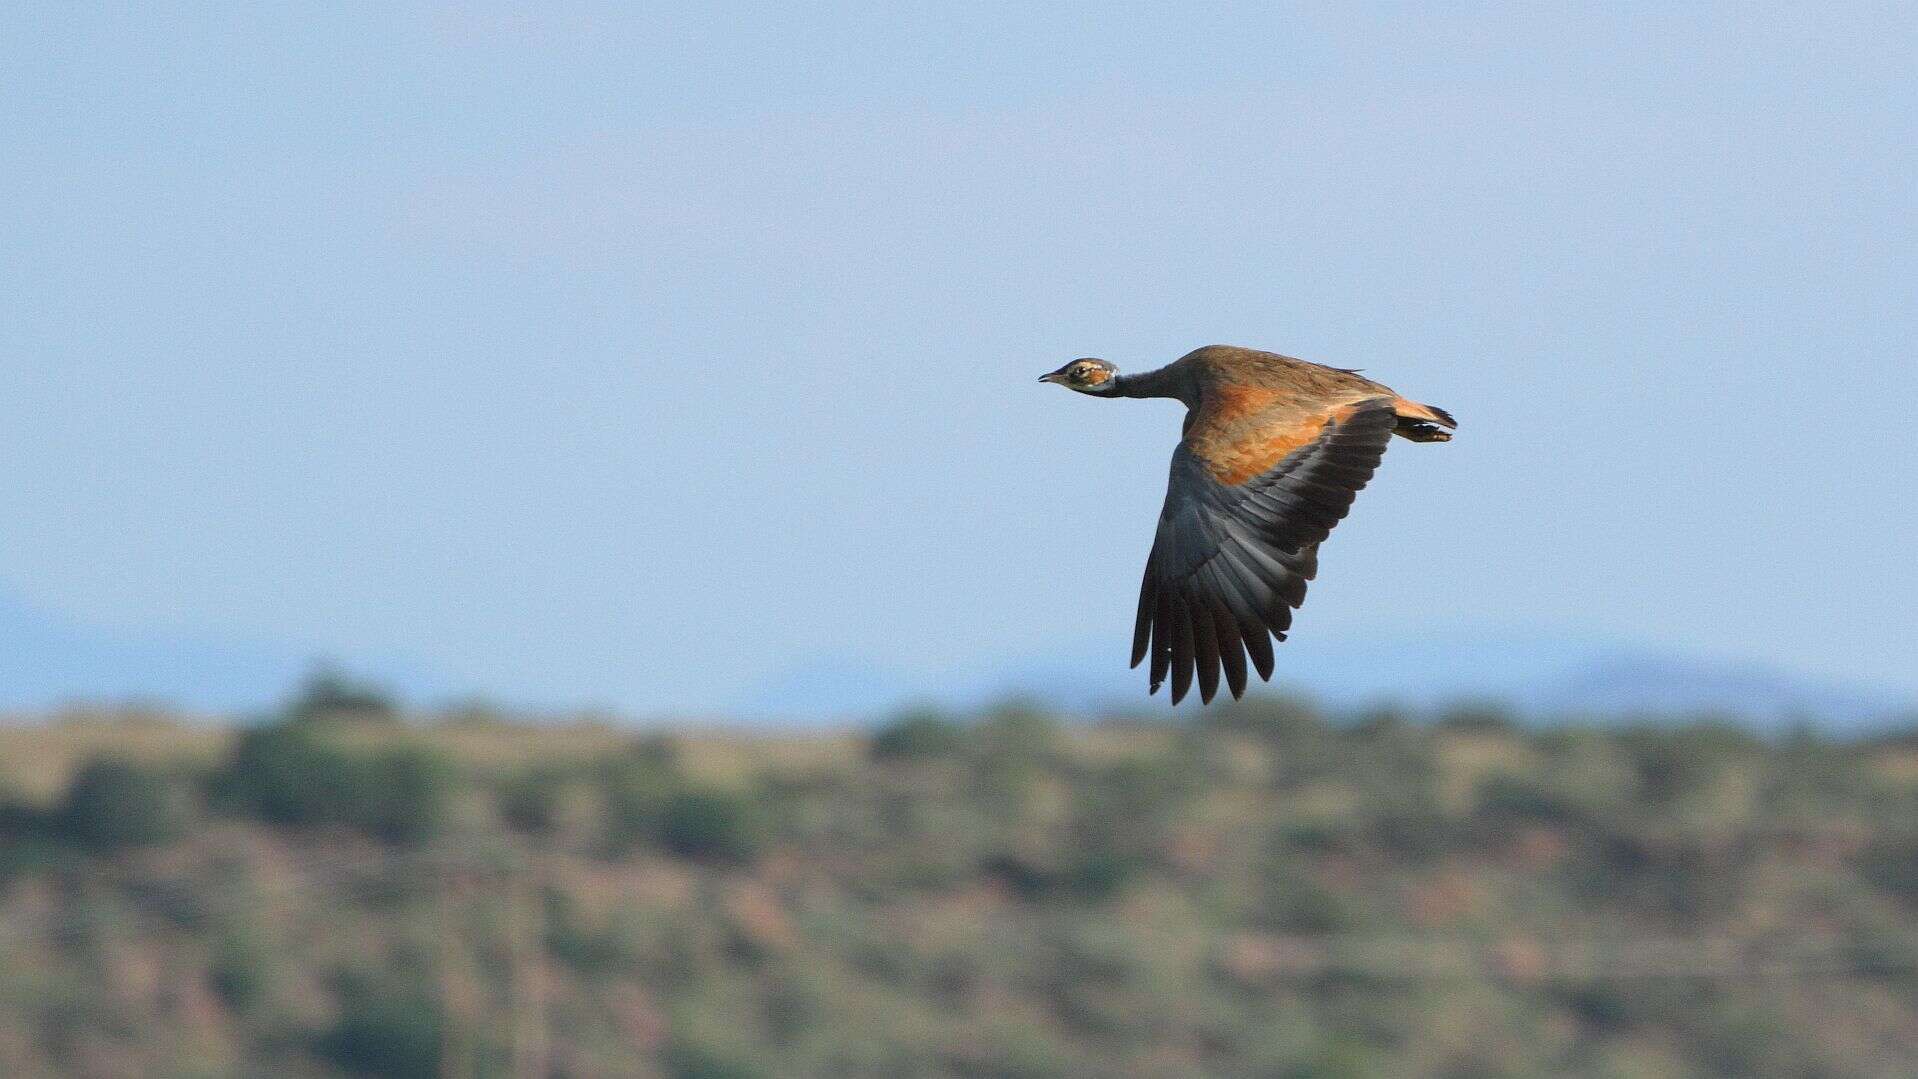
[600,739,683,851]
[284,665,400,724]
[1059,758,1188,901]
[661,787,767,863]
[542,892,642,978]
[665,1038,763,1079]
[869,708,966,761]
[315,990,443,1078]
[211,722,453,843]
[0,793,64,888]
[355,746,456,843]
[1062,850,1140,902]
[58,758,187,852]
[981,851,1054,901]
[0,789,50,837]
[1618,724,1758,809]
[213,722,351,826]
[208,925,276,1011]
[979,847,1138,904]
[1345,706,1413,738]
[1761,733,1875,815]
[1365,798,1457,862]
[1257,860,1362,934]
[1474,773,1595,828]
[1433,701,1520,733]
[499,763,570,834]
[1860,835,1918,902]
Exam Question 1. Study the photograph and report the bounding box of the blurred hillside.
[2,681,1918,1077]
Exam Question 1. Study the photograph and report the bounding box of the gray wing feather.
[1131,400,1397,704]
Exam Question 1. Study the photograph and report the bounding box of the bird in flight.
[1040,345,1455,705]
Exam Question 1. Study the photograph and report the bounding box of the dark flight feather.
[1134,399,1397,704]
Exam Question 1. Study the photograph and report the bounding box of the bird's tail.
[1391,398,1457,442]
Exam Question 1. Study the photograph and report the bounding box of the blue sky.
[4,4,1914,715]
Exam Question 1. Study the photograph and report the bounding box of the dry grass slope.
[1,697,1916,1077]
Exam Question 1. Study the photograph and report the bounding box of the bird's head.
[1038,358,1120,395]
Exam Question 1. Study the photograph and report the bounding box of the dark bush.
[1433,701,1520,733]
[1868,720,1918,750]
[58,758,187,852]
[498,763,569,834]
[1860,835,1918,902]
[870,708,967,761]
[981,851,1055,901]
[979,847,1139,904]
[208,925,275,1011]
[355,746,456,843]
[545,919,637,979]
[0,791,53,841]
[600,739,682,851]
[0,794,64,889]
[1618,725,1758,809]
[211,722,453,843]
[1257,860,1361,934]
[315,990,443,1078]
[1062,850,1141,903]
[542,891,643,978]
[285,665,400,724]
[1761,734,1877,816]
[1555,978,1640,1032]
[665,1038,763,1079]
[213,722,353,827]
[1055,753,1195,900]
[661,787,767,863]
[1365,799,1457,862]
[1474,774,1594,828]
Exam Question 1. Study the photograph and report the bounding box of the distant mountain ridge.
[3,591,1908,730]
[734,631,1916,731]
[0,591,444,717]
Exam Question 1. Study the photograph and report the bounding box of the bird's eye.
[1071,365,1090,380]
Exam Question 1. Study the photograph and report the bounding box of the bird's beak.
[1037,370,1064,384]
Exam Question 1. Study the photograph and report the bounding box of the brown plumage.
[1039,345,1456,704]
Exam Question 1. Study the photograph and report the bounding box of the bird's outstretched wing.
[1132,398,1397,704]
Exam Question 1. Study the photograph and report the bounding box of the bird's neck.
[1112,365,1194,403]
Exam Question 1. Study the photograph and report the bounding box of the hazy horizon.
[5,586,1912,729]
[6,5,1914,715]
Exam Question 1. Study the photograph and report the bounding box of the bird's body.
[1039,345,1456,704]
